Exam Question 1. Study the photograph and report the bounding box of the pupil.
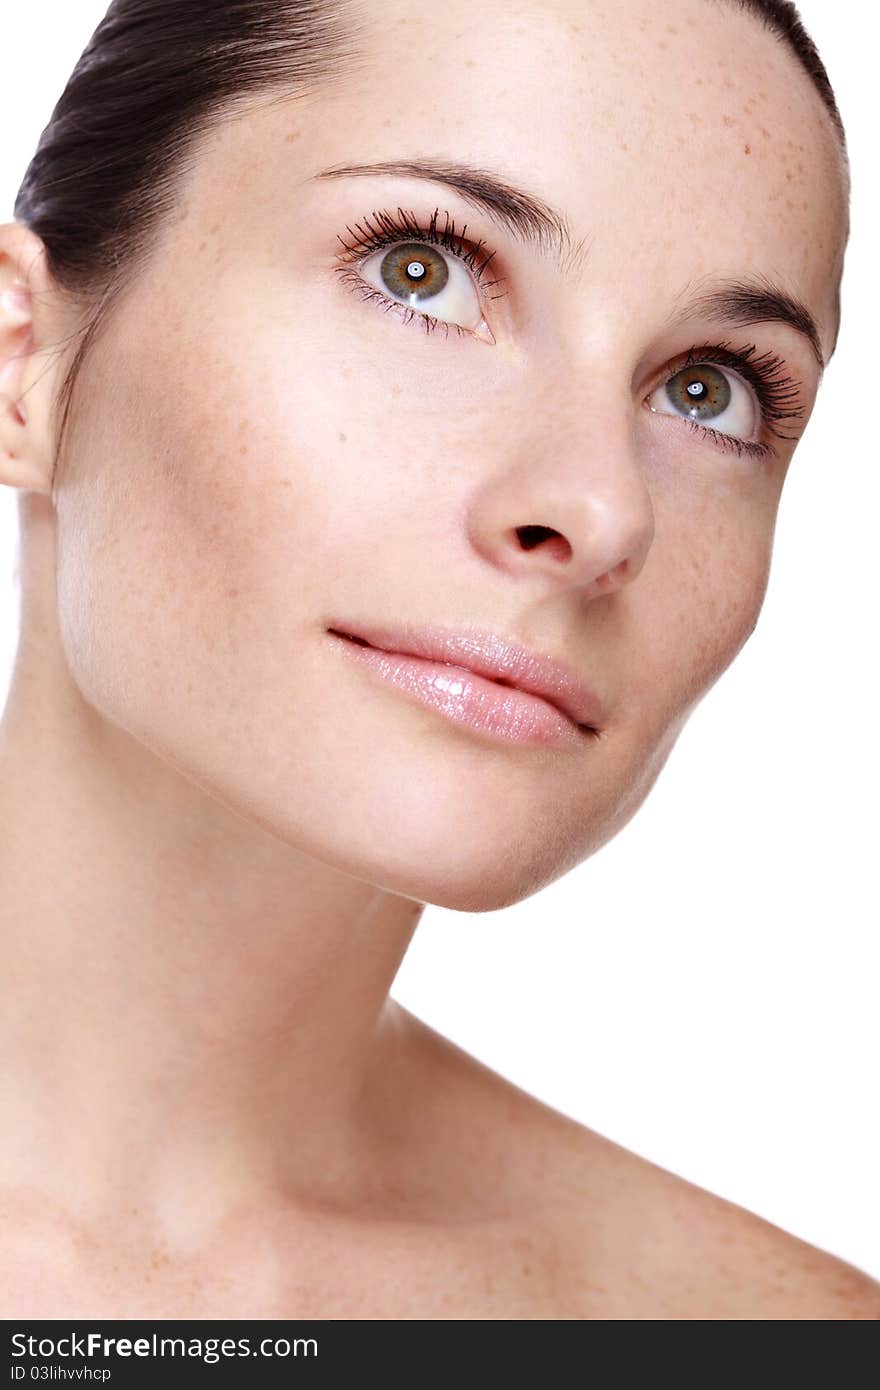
[406,261,426,280]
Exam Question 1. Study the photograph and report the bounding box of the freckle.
[658,39,668,48]
[744,143,751,155]
[465,58,475,66]
[209,224,220,236]
[284,130,300,143]
[239,444,248,455]
[722,114,735,127]
[760,126,771,138]
[198,240,207,252]
[338,431,347,443]
[666,23,680,34]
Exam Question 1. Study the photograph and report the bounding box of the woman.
[0,0,876,1319]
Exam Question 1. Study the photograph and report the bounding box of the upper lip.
[327,622,604,730]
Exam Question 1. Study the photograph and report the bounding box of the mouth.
[326,624,604,747]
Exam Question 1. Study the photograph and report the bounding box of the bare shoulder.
[550,1136,880,1319]
[536,1108,880,1319]
[389,1006,880,1319]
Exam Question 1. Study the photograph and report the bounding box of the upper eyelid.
[334,206,507,294]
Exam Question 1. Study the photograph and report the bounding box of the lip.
[326,621,603,746]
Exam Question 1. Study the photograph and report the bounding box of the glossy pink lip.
[326,622,603,741]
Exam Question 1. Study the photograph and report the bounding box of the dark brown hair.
[11,0,847,484]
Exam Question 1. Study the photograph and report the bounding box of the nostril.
[513,526,572,564]
[516,524,560,551]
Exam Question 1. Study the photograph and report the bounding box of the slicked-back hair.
[10,0,848,483]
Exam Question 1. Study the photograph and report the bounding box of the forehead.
[195,0,849,358]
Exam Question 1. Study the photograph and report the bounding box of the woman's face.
[46,0,846,910]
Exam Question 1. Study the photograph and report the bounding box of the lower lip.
[328,632,589,747]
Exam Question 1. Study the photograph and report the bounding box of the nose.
[466,399,655,602]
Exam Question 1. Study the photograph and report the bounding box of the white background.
[1,3,877,1278]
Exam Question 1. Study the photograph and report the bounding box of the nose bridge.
[466,349,655,597]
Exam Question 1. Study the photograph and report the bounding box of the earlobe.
[0,390,51,494]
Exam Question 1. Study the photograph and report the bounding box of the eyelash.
[333,207,806,461]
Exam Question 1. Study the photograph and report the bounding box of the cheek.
[636,499,776,728]
[51,313,426,771]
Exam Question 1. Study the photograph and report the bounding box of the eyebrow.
[666,274,826,370]
[310,157,585,272]
[310,158,827,368]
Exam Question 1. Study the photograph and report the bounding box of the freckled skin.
[0,0,873,1319]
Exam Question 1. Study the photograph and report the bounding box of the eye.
[646,360,758,444]
[332,207,504,342]
[356,239,486,334]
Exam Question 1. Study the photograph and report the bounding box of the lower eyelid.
[683,417,770,458]
[645,400,771,459]
[334,265,470,339]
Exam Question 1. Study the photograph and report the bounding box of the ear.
[0,221,68,496]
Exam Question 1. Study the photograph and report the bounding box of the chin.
[358,839,575,917]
